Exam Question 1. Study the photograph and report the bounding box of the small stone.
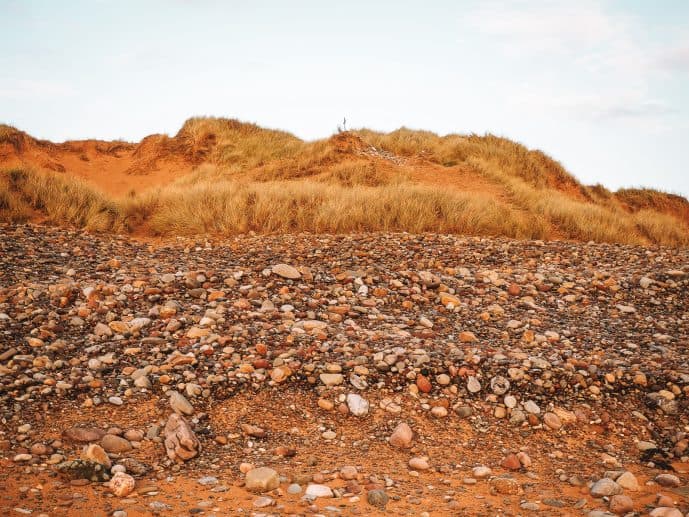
[124,429,144,442]
[270,366,291,383]
[440,293,460,306]
[241,423,266,438]
[340,466,358,480]
[318,399,334,411]
[63,427,105,443]
[523,400,540,414]
[654,473,680,487]
[367,489,389,508]
[502,454,521,470]
[30,443,50,456]
[253,496,274,508]
[517,452,531,468]
[608,494,633,515]
[346,393,369,416]
[543,412,562,430]
[490,477,520,495]
[389,423,413,449]
[239,462,254,474]
[467,376,481,393]
[245,467,279,492]
[320,373,344,386]
[490,376,510,395]
[436,373,450,385]
[164,413,200,463]
[455,405,473,418]
[287,483,302,494]
[590,478,622,497]
[408,457,430,471]
[472,466,492,479]
[101,435,132,454]
[615,471,638,491]
[416,374,432,393]
[459,331,477,342]
[82,444,111,469]
[649,509,683,517]
[57,459,109,482]
[169,390,194,415]
[109,472,135,497]
[272,264,301,279]
[305,484,334,498]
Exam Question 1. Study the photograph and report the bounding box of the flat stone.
[245,467,279,493]
[272,264,301,279]
[63,427,105,443]
[615,471,639,491]
[320,373,344,386]
[169,390,194,415]
[590,478,622,497]
[655,474,680,487]
[305,484,334,498]
[101,435,132,454]
[253,496,275,508]
[608,494,633,515]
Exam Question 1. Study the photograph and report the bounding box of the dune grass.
[0,168,126,232]
[1,117,688,246]
[128,180,537,237]
[1,166,686,245]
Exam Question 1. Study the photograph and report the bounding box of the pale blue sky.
[2,1,688,195]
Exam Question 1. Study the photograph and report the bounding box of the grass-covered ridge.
[0,117,687,246]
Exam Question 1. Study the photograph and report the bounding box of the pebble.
[608,494,634,515]
[649,509,683,517]
[408,457,430,471]
[169,390,194,415]
[389,422,413,449]
[109,472,135,497]
[523,400,540,414]
[320,373,344,386]
[615,471,639,491]
[1,227,689,515]
[472,466,492,479]
[287,483,302,494]
[346,393,369,416]
[271,264,301,279]
[590,478,623,497]
[305,484,334,498]
[367,489,389,508]
[253,496,275,508]
[101,435,132,454]
[245,467,280,492]
[654,473,680,487]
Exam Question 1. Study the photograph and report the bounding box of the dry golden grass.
[1,117,688,246]
[129,180,536,237]
[0,168,125,232]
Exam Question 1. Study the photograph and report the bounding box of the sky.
[1,0,689,195]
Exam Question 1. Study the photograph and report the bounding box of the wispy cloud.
[653,43,689,72]
[0,78,76,99]
[466,1,684,128]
